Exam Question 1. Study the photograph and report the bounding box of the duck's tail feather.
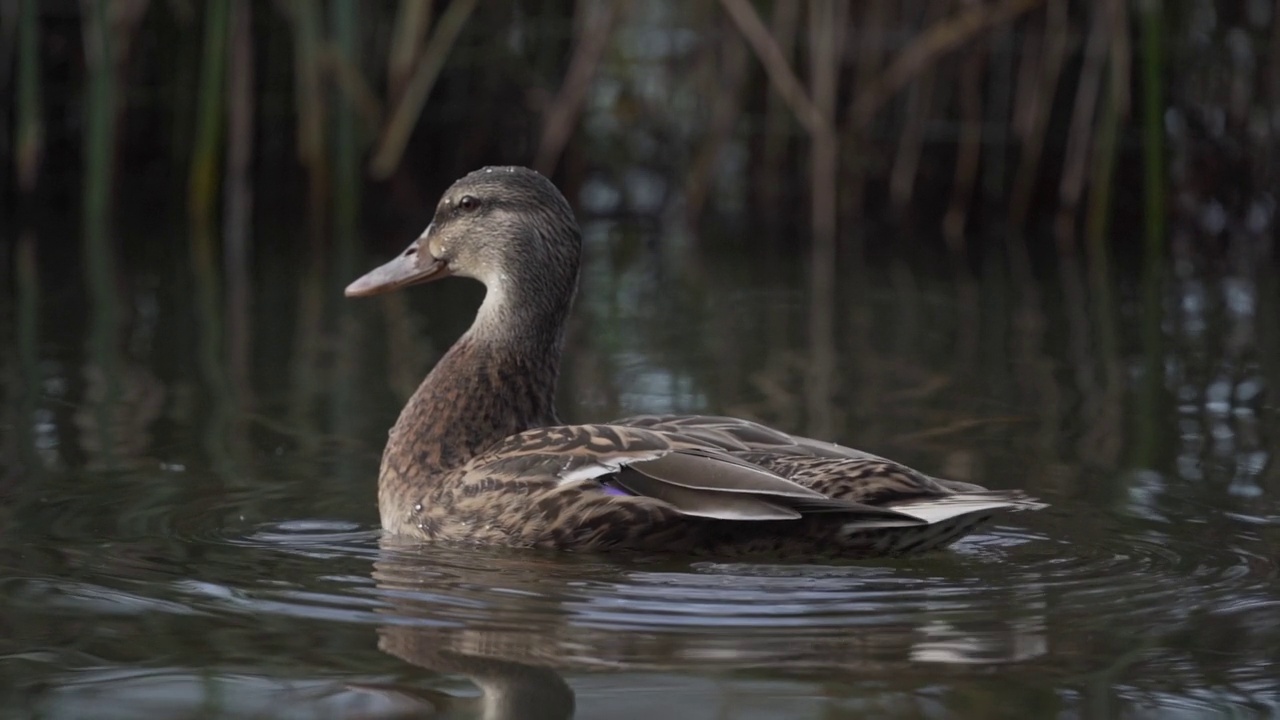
[883,490,1046,525]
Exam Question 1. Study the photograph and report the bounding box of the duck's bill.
[344,244,451,297]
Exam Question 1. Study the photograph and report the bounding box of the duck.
[346,166,1044,557]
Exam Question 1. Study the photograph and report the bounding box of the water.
[2,211,1278,718]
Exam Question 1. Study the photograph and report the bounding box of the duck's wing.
[614,414,1043,511]
[470,424,929,528]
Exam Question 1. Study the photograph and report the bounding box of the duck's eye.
[457,195,480,212]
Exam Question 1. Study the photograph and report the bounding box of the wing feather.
[617,449,926,526]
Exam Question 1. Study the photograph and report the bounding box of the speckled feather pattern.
[357,166,1043,558]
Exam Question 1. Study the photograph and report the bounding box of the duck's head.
[345,166,580,309]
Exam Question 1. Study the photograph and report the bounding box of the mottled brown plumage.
[347,166,1044,557]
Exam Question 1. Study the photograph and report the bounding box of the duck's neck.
[380,297,567,484]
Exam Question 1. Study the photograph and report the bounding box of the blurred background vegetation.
[1,0,1275,265]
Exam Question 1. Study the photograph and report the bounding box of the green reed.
[189,0,230,223]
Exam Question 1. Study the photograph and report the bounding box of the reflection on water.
[2,209,1279,717]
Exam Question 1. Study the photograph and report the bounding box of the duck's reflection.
[357,643,573,720]
[363,543,578,719]
[360,537,1054,719]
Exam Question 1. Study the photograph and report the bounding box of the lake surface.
[2,209,1278,718]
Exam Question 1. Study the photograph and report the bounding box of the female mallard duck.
[347,166,1043,557]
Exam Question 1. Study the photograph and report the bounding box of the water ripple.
[7,506,1277,715]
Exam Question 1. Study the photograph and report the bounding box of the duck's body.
[348,166,1043,557]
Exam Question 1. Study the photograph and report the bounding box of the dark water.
[2,212,1279,718]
